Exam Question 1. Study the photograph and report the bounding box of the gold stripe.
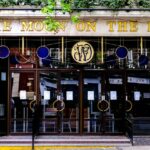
[22,36,25,55]
[0,146,114,150]
[61,37,64,63]
[140,37,143,54]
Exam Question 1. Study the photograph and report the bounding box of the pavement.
[0,135,150,150]
[117,146,150,150]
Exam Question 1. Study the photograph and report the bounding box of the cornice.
[0,9,150,20]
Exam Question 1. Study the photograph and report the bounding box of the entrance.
[82,70,125,134]
[10,69,126,135]
[10,70,80,134]
[39,70,80,134]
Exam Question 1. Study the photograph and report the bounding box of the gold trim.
[97,100,109,112]
[101,37,104,63]
[53,99,65,112]
[62,37,64,63]
[126,100,132,112]
[22,36,24,55]
[140,37,143,54]
[29,99,36,112]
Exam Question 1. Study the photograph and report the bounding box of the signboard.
[0,19,150,36]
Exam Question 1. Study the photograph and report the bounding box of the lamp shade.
[116,46,128,59]
[0,45,10,59]
[139,54,149,66]
[37,46,49,59]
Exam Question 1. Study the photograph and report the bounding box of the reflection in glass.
[39,72,58,133]
[11,72,35,133]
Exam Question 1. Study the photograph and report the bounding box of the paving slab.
[117,146,150,150]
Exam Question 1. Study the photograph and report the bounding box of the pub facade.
[0,9,150,136]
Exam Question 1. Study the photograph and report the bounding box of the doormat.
[0,146,116,150]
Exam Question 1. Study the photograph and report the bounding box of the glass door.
[126,70,150,134]
[38,70,80,134]
[10,71,36,133]
[106,71,125,134]
[83,70,101,134]
[60,71,79,133]
[39,71,58,133]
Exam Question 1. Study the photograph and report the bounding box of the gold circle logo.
[71,41,94,64]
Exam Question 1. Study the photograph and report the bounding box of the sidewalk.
[117,146,150,150]
[0,135,150,150]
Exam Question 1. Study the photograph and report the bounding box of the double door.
[10,69,125,135]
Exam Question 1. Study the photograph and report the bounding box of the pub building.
[0,9,150,137]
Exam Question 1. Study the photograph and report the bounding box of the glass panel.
[107,72,124,134]
[127,71,150,117]
[83,71,101,133]
[10,72,35,133]
[64,37,99,69]
[36,37,61,68]
[39,71,79,134]
[60,71,79,133]
[7,37,61,69]
[104,37,140,69]
[127,71,150,134]
[39,71,58,133]
[7,37,36,69]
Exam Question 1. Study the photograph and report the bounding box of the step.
[0,135,131,146]
[133,135,150,145]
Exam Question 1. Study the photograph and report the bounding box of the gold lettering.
[34,21,44,31]
[86,21,96,32]
[147,22,150,32]
[21,21,33,31]
[118,21,127,32]
[3,20,12,31]
[59,21,67,31]
[45,24,49,31]
[76,21,85,31]
[107,21,116,32]
[130,21,138,32]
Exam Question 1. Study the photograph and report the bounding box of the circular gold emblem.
[71,41,94,64]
